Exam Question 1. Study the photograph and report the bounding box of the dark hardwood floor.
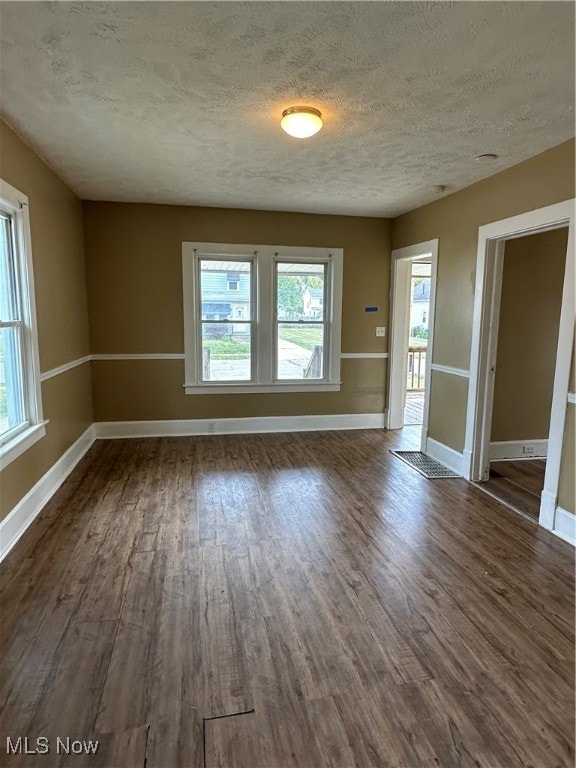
[0,428,574,767]
[478,459,547,521]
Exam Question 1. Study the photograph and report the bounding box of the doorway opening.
[405,262,431,426]
[464,199,574,538]
[476,227,568,521]
[387,239,438,452]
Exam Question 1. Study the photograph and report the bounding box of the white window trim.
[0,179,45,468]
[182,242,343,394]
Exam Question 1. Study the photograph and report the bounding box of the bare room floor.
[478,459,546,521]
[0,428,573,767]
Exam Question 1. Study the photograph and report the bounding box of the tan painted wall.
[560,346,576,514]
[0,120,93,522]
[427,370,468,451]
[558,404,575,515]
[84,203,391,421]
[393,139,575,453]
[491,228,567,442]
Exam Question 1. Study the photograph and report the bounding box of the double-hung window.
[183,243,343,394]
[0,180,44,468]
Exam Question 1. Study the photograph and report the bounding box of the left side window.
[0,180,45,468]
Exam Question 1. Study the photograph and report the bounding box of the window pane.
[0,215,19,322]
[277,323,324,380]
[201,322,251,381]
[277,262,324,321]
[200,260,251,320]
[0,326,25,436]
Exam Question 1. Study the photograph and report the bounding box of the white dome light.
[280,106,323,138]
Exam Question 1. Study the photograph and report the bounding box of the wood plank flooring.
[491,459,546,497]
[478,460,547,521]
[0,428,574,768]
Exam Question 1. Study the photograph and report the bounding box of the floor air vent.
[390,450,461,478]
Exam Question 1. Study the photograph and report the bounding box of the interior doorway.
[464,199,575,537]
[478,227,568,521]
[387,239,438,451]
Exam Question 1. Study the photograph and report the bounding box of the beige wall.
[491,228,567,442]
[427,370,468,450]
[393,139,575,453]
[0,120,93,522]
[558,403,575,515]
[83,203,391,421]
[560,349,576,515]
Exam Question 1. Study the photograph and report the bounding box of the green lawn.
[278,326,323,352]
[204,337,250,360]
[204,327,323,359]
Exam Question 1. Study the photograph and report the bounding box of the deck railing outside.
[304,345,323,378]
[407,346,427,391]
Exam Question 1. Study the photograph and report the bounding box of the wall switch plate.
[376,327,386,337]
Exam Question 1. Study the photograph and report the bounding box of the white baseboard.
[462,447,473,481]
[537,492,576,547]
[425,436,465,475]
[539,488,556,530]
[553,506,576,546]
[95,412,386,439]
[0,425,96,562]
[489,439,548,461]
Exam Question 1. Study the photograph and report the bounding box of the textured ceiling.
[1,1,574,217]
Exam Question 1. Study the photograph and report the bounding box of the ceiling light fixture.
[280,106,323,138]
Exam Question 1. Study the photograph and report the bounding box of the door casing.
[387,239,438,451]
[464,199,575,533]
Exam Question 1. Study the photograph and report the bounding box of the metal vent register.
[390,451,461,479]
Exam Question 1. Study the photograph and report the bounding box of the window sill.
[184,382,341,395]
[0,421,48,470]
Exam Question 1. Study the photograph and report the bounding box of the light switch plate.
[376,327,386,337]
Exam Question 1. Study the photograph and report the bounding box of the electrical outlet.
[376,327,386,337]
[522,444,535,455]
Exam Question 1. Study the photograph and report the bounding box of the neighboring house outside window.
[182,242,343,393]
[0,179,45,469]
[411,277,431,330]
[227,272,240,291]
[303,286,324,318]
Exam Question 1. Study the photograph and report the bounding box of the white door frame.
[464,199,575,532]
[387,239,438,450]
